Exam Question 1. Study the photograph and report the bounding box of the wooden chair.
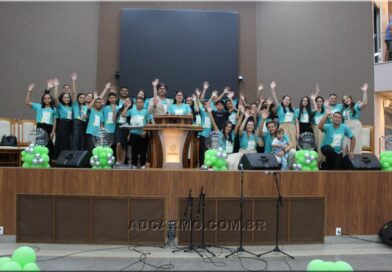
[16,119,36,147]
[361,125,374,154]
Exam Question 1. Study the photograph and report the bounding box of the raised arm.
[216,86,229,101]
[25,83,35,106]
[152,78,159,98]
[53,78,60,106]
[88,92,98,109]
[120,100,132,117]
[270,81,280,107]
[310,84,320,111]
[358,82,368,109]
[71,72,77,100]
[238,112,250,137]
[200,81,209,100]
[192,93,200,113]
[234,110,245,136]
[208,90,218,104]
[257,108,269,137]
[227,91,236,111]
[317,106,331,131]
[99,82,111,100]
[206,105,219,132]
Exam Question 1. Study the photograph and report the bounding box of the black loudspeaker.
[380,221,392,246]
[239,153,280,170]
[343,154,381,170]
[55,151,90,168]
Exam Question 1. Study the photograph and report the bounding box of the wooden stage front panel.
[1,168,391,238]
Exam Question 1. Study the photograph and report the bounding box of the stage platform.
[0,168,390,245]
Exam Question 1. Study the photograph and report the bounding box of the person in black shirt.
[212,100,229,131]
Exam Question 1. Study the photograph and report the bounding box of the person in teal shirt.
[72,93,88,151]
[102,93,118,134]
[318,111,355,170]
[295,96,313,134]
[25,82,57,160]
[86,95,104,154]
[121,97,148,169]
[327,94,343,124]
[114,97,132,165]
[271,81,299,149]
[168,91,192,116]
[53,78,73,159]
[237,113,262,153]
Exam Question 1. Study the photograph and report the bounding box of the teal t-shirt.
[295,108,310,123]
[86,108,103,136]
[72,103,88,122]
[228,110,237,125]
[342,103,361,121]
[321,123,353,153]
[263,133,290,153]
[219,131,235,154]
[168,103,192,115]
[115,107,128,124]
[198,107,212,138]
[31,103,56,125]
[102,105,118,133]
[312,110,326,125]
[127,107,148,135]
[330,103,343,114]
[57,103,73,120]
[239,132,258,151]
[277,105,296,124]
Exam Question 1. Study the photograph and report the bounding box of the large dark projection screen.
[119,9,239,97]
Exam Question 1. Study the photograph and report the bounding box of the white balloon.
[38,158,44,164]
[35,153,41,158]
[304,153,310,158]
[90,160,95,166]
[306,159,311,164]
[107,154,112,158]
[32,159,38,164]
[94,155,99,160]
[298,164,303,169]
[310,155,316,161]
[95,161,100,166]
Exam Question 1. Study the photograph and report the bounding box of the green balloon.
[210,156,217,164]
[21,151,27,157]
[204,154,212,162]
[297,156,305,165]
[302,166,311,171]
[24,154,34,164]
[219,166,228,171]
[103,166,111,169]
[105,147,113,155]
[212,166,219,171]
[99,158,107,165]
[11,247,36,267]
[205,160,212,167]
[43,164,50,168]
[310,160,317,168]
[382,162,390,169]
[99,152,107,159]
[22,162,31,168]
[92,148,99,156]
[311,166,319,171]
[0,257,11,265]
[41,155,49,164]
[215,159,224,168]
[306,259,325,271]
[0,261,22,271]
[210,149,217,156]
[334,261,353,271]
[205,150,213,156]
[23,263,40,271]
[42,147,49,155]
[310,150,318,158]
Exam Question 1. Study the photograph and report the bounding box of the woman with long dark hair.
[25,82,56,160]
[295,96,313,134]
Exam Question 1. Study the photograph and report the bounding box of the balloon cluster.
[380,151,392,171]
[293,150,318,171]
[201,148,228,171]
[0,246,40,271]
[90,146,115,169]
[307,259,353,271]
[21,144,50,168]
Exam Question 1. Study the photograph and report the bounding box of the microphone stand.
[257,172,294,259]
[172,189,203,257]
[225,164,258,258]
[195,187,216,257]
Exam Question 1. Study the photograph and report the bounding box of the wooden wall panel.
[1,168,391,237]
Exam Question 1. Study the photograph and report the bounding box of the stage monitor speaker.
[239,153,280,170]
[344,154,381,170]
[55,150,90,168]
[380,221,392,246]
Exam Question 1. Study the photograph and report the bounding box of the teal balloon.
[22,162,31,168]
[205,160,212,167]
[0,261,22,271]
[24,154,34,164]
[306,259,325,271]
[41,155,49,164]
[23,263,40,271]
[334,261,353,271]
[11,246,36,267]
[0,257,11,265]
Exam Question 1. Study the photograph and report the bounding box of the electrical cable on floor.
[236,255,268,272]
[341,234,383,244]
[200,246,230,268]
[120,246,175,271]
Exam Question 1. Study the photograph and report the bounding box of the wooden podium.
[144,115,203,169]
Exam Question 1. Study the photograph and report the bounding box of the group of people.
[25,73,368,170]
